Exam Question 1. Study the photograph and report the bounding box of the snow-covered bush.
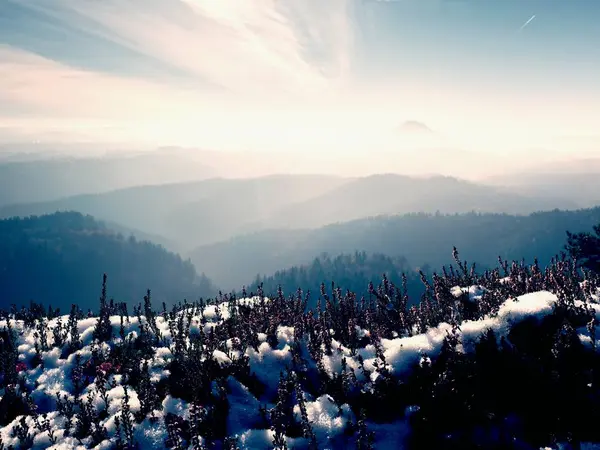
[2,249,600,449]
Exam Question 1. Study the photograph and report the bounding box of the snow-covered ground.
[1,290,599,449]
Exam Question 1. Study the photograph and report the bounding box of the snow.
[0,290,595,449]
[450,284,486,302]
[322,290,558,380]
[294,395,355,442]
[238,428,276,449]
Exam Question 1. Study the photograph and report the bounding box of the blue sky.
[0,0,598,153]
[357,1,600,88]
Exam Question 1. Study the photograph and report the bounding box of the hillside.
[0,175,349,249]
[99,220,179,253]
[235,174,578,231]
[190,208,600,291]
[246,252,425,307]
[0,212,215,311]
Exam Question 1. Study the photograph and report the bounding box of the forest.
[192,207,600,292]
[4,207,600,313]
[0,212,216,312]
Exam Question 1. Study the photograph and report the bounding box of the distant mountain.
[0,151,216,206]
[485,167,600,209]
[249,174,578,230]
[189,207,600,291]
[0,175,349,248]
[532,158,600,174]
[396,120,434,135]
[1,173,574,250]
[0,212,216,311]
[485,158,600,179]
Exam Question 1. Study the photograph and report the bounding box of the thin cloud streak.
[519,14,536,31]
[0,45,213,120]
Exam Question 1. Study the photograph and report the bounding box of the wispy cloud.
[0,0,358,115]
[0,45,204,120]
[0,0,368,148]
[1,0,596,149]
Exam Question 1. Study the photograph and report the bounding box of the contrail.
[519,15,536,31]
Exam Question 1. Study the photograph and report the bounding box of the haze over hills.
[0,138,506,192]
[189,207,600,292]
[0,149,217,206]
[249,174,578,230]
[488,173,600,209]
[482,158,600,208]
[0,173,580,251]
[0,174,350,249]
[1,128,597,209]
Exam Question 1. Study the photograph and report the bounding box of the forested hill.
[0,212,216,311]
[247,252,425,307]
[191,207,600,291]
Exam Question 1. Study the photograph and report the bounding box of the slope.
[250,174,578,229]
[246,252,425,307]
[0,212,216,311]
[189,207,600,291]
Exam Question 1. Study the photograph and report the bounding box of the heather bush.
[1,229,600,448]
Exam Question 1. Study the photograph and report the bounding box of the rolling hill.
[250,174,578,230]
[246,251,425,307]
[0,173,577,251]
[0,174,349,249]
[0,212,216,311]
[189,207,600,291]
[486,171,600,209]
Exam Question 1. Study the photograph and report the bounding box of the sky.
[0,0,599,156]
